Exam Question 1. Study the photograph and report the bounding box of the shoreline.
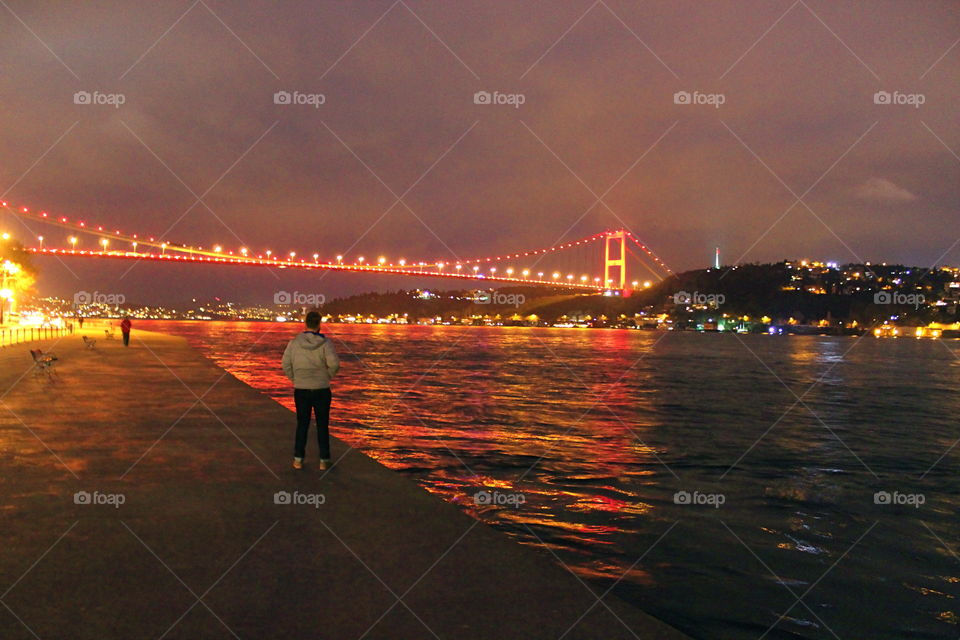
[13,317,958,340]
[0,326,689,639]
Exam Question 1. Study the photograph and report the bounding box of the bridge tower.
[604,230,627,293]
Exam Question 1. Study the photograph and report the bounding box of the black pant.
[122,332,130,346]
[294,388,332,460]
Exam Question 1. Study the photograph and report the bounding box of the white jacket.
[281,331,340,389]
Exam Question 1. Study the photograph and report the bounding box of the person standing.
[282,311,339,470]
[120,316,132,346]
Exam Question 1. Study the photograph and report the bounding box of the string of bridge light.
[2,200,668,286]
[624,230,673,275]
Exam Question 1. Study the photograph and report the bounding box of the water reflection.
[140,321,960,640]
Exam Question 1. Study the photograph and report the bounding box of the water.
[139,321,960,639]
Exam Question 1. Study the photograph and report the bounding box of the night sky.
[1,0,957,305]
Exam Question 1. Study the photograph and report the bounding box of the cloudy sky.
[1,0,957,303]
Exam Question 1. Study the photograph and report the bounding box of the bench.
[30,349,58,379]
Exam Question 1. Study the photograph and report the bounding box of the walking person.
[120,316,132,346]
[282,311,339,470]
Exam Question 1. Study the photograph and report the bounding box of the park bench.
[30,349,58,379]
[82,335,97,349]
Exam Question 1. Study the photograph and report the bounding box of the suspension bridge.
[1,201,673,295]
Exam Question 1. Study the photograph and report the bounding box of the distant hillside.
[317,261,959,326]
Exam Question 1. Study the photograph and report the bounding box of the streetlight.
[399,259,406,267]
[161,242,167,255]
[0,288,11,325]
[37,235,43,249]
[0,260,19,326]
[213,245,222,253]
[379,256,386,266]
[100,238,109,251]
[313,253,319,263]
[1,232,9,241]
[69,236,78,251]
[336,255,343,265]
[131,241,137,254]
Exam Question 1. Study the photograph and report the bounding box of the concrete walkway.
[0,327,688,639]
